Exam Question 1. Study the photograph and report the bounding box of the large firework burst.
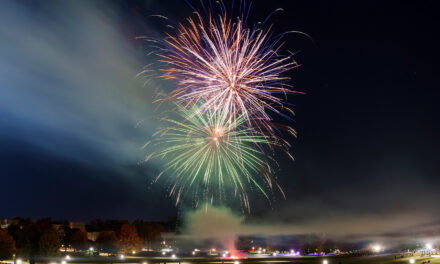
[158,11,298,134]
[142,2,302,210]
[145,102,284,210]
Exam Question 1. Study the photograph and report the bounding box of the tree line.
[0,217,176,261]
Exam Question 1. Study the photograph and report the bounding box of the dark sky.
[1,0,439,241]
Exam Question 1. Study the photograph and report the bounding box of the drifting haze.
[181,204,440,249]
[0,0,160,165]
[0,0,176,219]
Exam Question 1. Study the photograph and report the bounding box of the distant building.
[1,218,23,229]
[0,218,10,229]
[69,221,86,232]
[87,231,100,242]
[52,224,66,238]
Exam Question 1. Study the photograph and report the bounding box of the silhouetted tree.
[12,223,32,260]
[6,219,60,264]
[16,218,52,262]
[65,229,88,251]
[39,228,60,257]
[105,220,129,233]
[118,224,142,253]
[96,231,118,253]
[15,235,32,259]
[86,219,104,232]
[133,220,163,246]
[0,229,16,260]
[164,216,179,232]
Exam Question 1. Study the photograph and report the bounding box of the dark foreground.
[13,254,440,264]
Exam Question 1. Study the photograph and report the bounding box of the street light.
[16,259,22,264]
[426,243,433,250]
[372,245,381,252]
[409,259,415,264]
[171,254,176,259]
[89,247,94,251]
[61,261,67,264]
[323,260,328,264]
[65,255,71,260]
[119,254,125,260]
[234,261,240,264]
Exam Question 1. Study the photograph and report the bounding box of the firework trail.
[158,9,299,136]
[145,102,284,210]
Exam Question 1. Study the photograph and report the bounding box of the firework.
[142,3,301,210]
[145,102,284,210]
[158,11,298,134]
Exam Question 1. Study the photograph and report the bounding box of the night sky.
[1,0,439,241]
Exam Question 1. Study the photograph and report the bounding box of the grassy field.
[3,254,440,264]
[297,254,439,264]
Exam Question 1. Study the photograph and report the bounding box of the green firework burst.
[146,103,284,210]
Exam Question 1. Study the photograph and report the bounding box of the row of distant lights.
[321,259,416,264]
[16,259,70,264]
[17,258,414,264]
[321,243,435,264]
[16,258,71,264]
[407,243,434,264]
[16,243,434,264]
[371,243,433,252]
[251,247,300,256]
[14,257,415,264]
